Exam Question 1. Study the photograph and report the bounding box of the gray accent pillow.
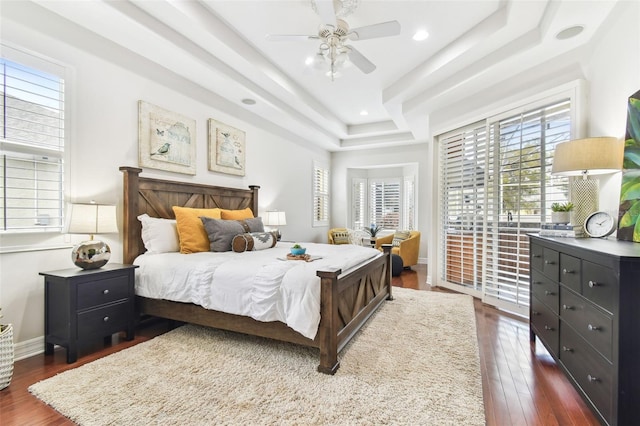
[201,216,264,252]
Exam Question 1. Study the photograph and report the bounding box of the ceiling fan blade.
[348,20,401,41]
[313,0,337,26]
[265,34,319,42]
[348,46,376,74]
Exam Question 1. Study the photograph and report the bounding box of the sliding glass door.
[439,99,571,314]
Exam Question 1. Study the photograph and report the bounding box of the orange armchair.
[375,231,421,268]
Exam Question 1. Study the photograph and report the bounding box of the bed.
[120,166,392,374]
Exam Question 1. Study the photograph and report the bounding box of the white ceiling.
[26,0,620,151]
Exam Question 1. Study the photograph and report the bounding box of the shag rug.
[29,288,485,425]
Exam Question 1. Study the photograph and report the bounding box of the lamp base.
[572,178,599,236]
[72,240,111,269]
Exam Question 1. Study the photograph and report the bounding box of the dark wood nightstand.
[40,263,138,363]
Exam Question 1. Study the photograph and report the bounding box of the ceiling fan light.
[310,51,327,70]
[326,70,342,80]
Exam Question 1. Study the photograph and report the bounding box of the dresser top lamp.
[65,202,118,269]
[551,137,623,235]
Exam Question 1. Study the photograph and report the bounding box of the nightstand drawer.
[560,253,581,293]
[582,261,617,314]
[531,269,559,314]
[561,288,612,361]
[560,324,612,424]
[531,296,559,356]
[78,302,130,339]
[77,275,130,310]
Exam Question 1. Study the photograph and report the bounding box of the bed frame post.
[316,268,341,375]
[249,185,260,217]
[382,244,394,300]
[119,166,142,265]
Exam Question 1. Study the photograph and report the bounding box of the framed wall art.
[138,101,196,175]
[208,119,246,176]
[617,89,640,241]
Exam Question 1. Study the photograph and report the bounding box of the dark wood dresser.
[529,235,640,426]
[40,263,138,363]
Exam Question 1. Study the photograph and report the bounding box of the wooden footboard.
[121,166,392,374]
[317,244,392,374]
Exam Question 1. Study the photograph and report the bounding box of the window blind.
[369,179,400,230]
[1,58,65,232]
[351,178,366,230]
[313,163,329,226]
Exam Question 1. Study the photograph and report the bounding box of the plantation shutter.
[313,162,329,226]
[482,99,571,313]
[0,58,65,231]
[351,178,366,230]
[403,176,415,230]
[369,179,400,230]
[439,122,487,292]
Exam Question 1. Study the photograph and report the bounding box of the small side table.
[40,263,138,363]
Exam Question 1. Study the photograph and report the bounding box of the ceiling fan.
[265,0,401,80]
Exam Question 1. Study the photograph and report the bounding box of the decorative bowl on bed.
[290,245,306,256]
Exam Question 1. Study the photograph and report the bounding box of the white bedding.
[133,242,382,339]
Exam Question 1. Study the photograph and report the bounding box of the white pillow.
[137,214,180,254]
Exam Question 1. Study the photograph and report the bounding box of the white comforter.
[134,242,381,339]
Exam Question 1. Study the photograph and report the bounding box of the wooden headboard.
[120,166,259,264]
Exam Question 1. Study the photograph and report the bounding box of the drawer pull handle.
[531,310,540,316]
[103,289,110,295]
[103,316,110,322]
[588,280,599,288]
[533,281,541,285]
[562,268,574,274]
[562,304,573,310]
[587,374,599,383]
[562,346,573,352]
[544,260,555,265]
[544,290,555,296]
[587,324,600,331]
[544,325,554,331]
[533,254,541,258]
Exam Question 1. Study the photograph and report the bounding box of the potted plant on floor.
[551,202,574,224]
[0,307,13,390]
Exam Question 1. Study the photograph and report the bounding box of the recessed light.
[360,110,368,116]
[556,25,584,40]
[241,98,256,105]
[305,56,314,66]
[413,29,429,41]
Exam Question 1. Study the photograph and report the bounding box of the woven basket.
[0,323,14,390]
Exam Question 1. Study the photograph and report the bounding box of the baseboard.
[14,335,44,361]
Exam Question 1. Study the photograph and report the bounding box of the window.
[313,162,329,226]
[439,98,571,314]
[1,57,65,233]
[351,176,415,231]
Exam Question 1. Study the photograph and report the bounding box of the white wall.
[0,7,330,354]
[585,0,640,219]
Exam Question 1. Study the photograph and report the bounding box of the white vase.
[551,211,570,224]
[0,323,14,390]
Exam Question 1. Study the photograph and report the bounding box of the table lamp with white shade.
[551,137,623,235]
[66,201,118,269]
[263,210,287,241]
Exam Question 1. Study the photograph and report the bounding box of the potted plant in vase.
[0,307,13,390]
[363,223,381,247]
[551,202,574,224]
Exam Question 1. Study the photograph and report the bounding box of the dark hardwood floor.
[1,265,598,425]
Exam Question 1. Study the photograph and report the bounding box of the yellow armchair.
[375,231,421,268]
[328,228,350,244]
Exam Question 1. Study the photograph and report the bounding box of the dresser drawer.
[531,269,559,314]
[77,275,130,310]
[542,247,559,280]
[77,302,130,340]
[531,243,544,271]
[560,324,613,424]
[531,296,559,357]
[582,261,617,314]
[560,253,581,293]
[560,288,612,362]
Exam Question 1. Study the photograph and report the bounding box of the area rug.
[29,288,485,425]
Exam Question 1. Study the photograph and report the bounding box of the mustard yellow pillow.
[172,206,222,254]
[220,207,254,220]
